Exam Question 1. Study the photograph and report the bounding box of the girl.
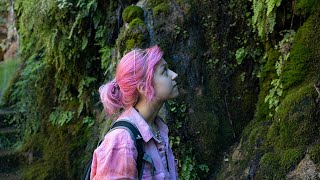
[90,45,179,179]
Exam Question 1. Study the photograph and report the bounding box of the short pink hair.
[99,45,163,117]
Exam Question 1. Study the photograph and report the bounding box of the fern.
[264,30,295,116]
[252,0,282,39]
[49,108,75,126]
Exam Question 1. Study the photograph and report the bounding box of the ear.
[137,81,146,96]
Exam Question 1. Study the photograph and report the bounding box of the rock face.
[287,154,320,180]
[2,0,319,179]
[0,22,7,62]
[0,0,18,61]
[3,41,17,60]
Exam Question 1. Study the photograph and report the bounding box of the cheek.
[154,79,171,96]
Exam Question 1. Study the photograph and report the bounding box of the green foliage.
[117,17,149,54]
[173,25,188,39]
[294,0,319,15]
[147,0,164,6]
[309,144,320,164]
[99,46,113,75]
[7,55,48,140]
[49,109,75,126]
[281,13,320,90]
[252,0,282,39]
[77,76,97,117]
[206,58,219,69]
[235,47,247,65]
[167,99,210,179]
[128,18,145,28]
[180,153,209,180]
[264,30,294,116]
[274,84,317,148]
[264,78,282,115]
[258,148,304,179]
[20,121,92,180]
[0,57,21,105]
[0,0,9,13]
[153,2,169,16]
[82,116,95,127]
[122,5,144,23]
[5,0,117,178]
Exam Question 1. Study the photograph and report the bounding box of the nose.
[170,70,178,80]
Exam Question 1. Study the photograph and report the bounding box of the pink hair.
[99,45,163,117]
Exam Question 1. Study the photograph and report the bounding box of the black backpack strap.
[110,120,145,180]
[83,158,92,180]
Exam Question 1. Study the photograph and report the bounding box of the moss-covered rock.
[153,3,170,16]
[294,0,319,15]
[117,17,149,54]
[146,0,163,6]
[274,84,317,148]
[122,5,144,23]
[128,17,145,28]
[281,11,320,90]
[257,148,304,179]
[20,120,95,180]
[255,48,279,122]
[309,144,320,165]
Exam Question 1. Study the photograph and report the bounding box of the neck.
[134,97,164,125]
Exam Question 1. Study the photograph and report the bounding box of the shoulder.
[93,128,137,159]
[103,128,135,147]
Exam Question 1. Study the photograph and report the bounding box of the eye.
[162,67,168,75]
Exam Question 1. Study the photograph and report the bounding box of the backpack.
[83,120,145,180]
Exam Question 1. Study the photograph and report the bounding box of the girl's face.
[153,59,179,101]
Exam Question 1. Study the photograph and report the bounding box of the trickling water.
[116,1,123,34]
[136,0,156,46]
[2,0,19,61]
[144,9,156,46]
[0,0,20,104]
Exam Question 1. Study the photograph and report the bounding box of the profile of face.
[152,58,179,101]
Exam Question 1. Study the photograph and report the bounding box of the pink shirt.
[90,107,178,180]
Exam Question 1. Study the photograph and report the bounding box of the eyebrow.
[161,63,167,68]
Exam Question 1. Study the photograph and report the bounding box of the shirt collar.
[118,106,164,143]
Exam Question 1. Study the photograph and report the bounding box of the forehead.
[156,58,167,68]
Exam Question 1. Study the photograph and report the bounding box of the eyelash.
[163,68,168,74]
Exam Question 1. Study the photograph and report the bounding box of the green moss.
[20,121,93,179]
[255,48,279,122]
[309,144,320,164]
[257,148,304,179]
[147,0,163,6]
[128,18,145,28]
[153,3,169,16]
[122,6,144,23]
[258,152,283,179]
[281,12,320,90]
[0,57,21,105]
[279,148,304,170]
[117,18,149,53]
[125,38,141,51]
[260,48,279,82]
[22,163,51,180]
[275,84,316,148]
[294,0,319,15]
[241,120,268,154]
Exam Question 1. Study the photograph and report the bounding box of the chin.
[171,91,180,99]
